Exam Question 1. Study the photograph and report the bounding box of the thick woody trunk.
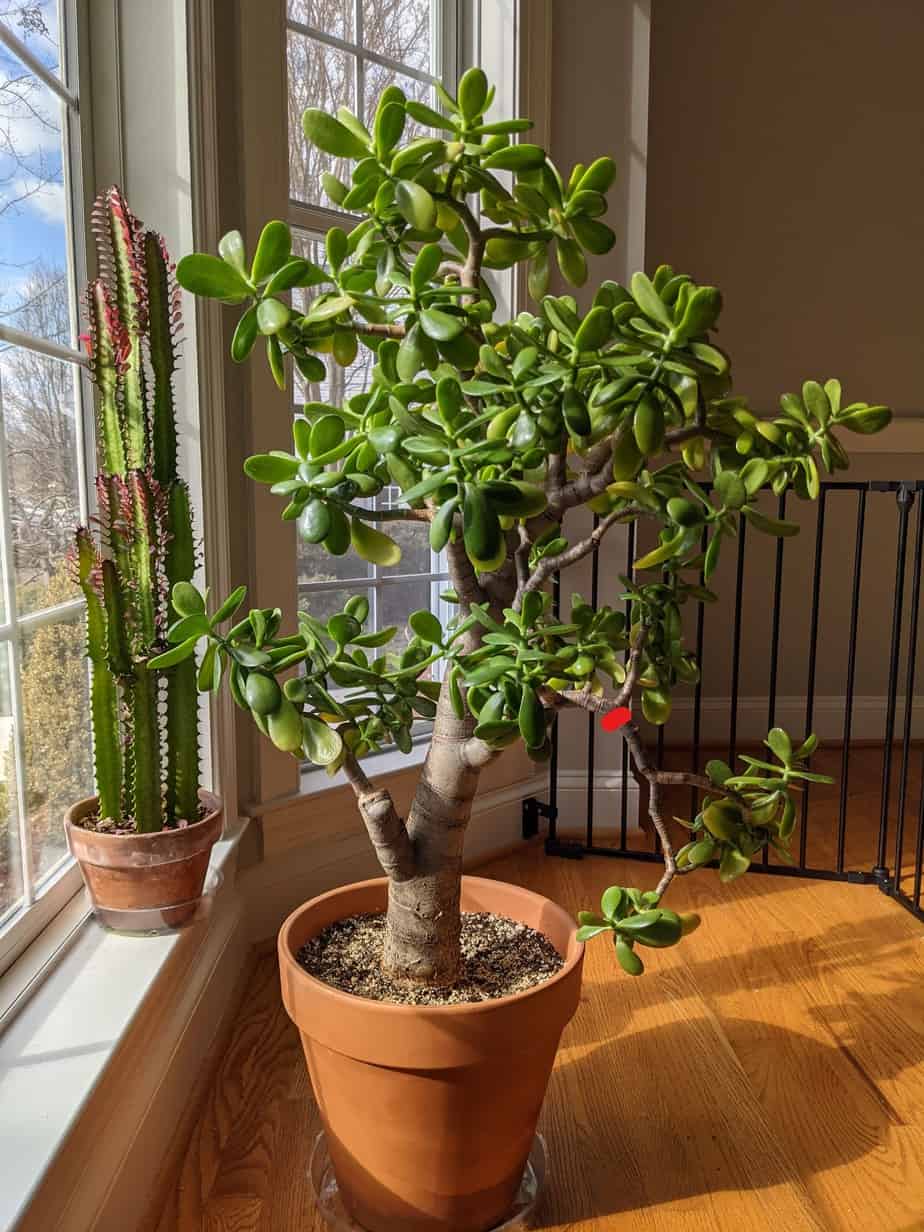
[381,686,482,985]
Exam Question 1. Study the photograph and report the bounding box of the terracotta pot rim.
[64,788,223,844]
[278,874,584,1019]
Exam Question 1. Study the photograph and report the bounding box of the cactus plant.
[172,70,892,982]
[74,188,200,833]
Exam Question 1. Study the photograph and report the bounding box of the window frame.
[0,0,98,974]
[284,0,466,774]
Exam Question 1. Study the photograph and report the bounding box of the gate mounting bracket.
[522,797,556,840]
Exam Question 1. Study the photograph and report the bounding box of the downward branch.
[540,630,726,896]
[342,751,415,879]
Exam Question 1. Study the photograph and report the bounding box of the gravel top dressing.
[297,910,564,1005]
[74,804,209,835]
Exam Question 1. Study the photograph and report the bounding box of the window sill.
[0,815,248,1232]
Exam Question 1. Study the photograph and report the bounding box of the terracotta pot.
[65,790,222,927]
[278,875,584,1232]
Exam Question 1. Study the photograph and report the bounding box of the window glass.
[20,606,90,882]
[287,0,440,209]
[361,62,433,133]
[287,29,356,209]
[0,1,61,75]
[361,0,432,73]
[0,47,69,343]
[0,345,82,614]
[286,1,449,758]
[288,0,354,42]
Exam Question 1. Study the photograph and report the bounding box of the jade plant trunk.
[169,68,892,984]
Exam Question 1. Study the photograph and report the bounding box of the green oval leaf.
[350,517,402,566]
[302,107,370,159]
[251,220,291,284]
[172,581,205,616]
[408,609,442,644]
[395,179,437,230]
[302,716,344,766]
[176,253,250,302]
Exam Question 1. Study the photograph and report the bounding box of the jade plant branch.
[169,68,892,983]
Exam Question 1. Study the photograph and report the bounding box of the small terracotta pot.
[278,875,584,1232]
[65,790,223,928]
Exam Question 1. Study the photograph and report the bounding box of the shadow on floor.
[537,1013,898,1226]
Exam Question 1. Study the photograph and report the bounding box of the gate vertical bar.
[547,571,561,842]
[893,489,922,889]
[914,736,924,909]
[837,488,867,873]
[585,515,600,849]
[728,519,747,765]
[620,520,636,850]
[799,489,827,869]
[689,523,708,820]
[764,492,787,865]
[875,483,914,879]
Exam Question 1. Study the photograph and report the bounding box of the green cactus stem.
[164,482,199,825]
[85,281,127,475]
[75,530,121,822]
[128,471,159,649]
[127,668,161,833]
[144,230,179,486]
[96,188,148,469]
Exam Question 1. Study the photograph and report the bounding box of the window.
[0,1,93,967]
[285,2,461,729]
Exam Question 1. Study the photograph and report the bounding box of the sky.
[0,1,69,324]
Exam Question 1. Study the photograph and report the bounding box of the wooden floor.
[152,838,924,1232]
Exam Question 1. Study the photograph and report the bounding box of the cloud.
[3,173,66,225]
[25,177,64,223]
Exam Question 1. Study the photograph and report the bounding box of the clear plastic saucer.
[92,866,223,934]
[308,1129,547,1231]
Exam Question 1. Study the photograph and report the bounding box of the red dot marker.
[600,707,632,734]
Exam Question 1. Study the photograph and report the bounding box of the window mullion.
[0,19,79,109]
[354,0,364,121]
[0,324,87,369]
[287,16,437,87]
[62,0,94,530]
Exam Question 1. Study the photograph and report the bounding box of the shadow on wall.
[550,0,651,298]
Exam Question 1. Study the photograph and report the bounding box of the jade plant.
[170,69,891,981]
[73,188,201,832]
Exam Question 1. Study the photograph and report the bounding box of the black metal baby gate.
[523,479,924,924]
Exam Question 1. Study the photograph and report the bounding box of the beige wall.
[646,0,924,419]
[550,0,924,766]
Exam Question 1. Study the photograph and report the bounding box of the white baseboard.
[554,769,641,832]
[666,694,924,744]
